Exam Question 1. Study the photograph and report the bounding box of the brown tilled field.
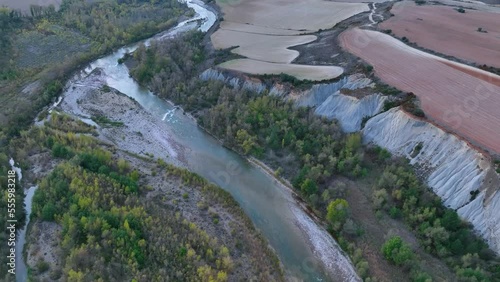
[218,22,302,36]
[219,59,344,81]
[211,30,317,63]
[213,0,367,79]
[216,0,368,32]
[340,28,500,154]
[380,1,500,68]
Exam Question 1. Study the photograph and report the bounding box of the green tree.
[236,129,258,155]
[381,236,413,266]
[300,178,317,196]
[327,199,349,231]
[41,202,57,221]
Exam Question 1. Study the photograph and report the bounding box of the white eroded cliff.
[315,93,386,132]
[199,68,267,93]
[295,74,386,132]
[363,108,500,253]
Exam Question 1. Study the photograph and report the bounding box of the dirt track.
[340,28,500,155]
[380,1,500,68]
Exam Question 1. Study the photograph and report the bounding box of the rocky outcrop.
[363,108,500,254]
[314,93,386,132]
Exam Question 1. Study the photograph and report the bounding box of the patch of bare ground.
[290,1,393,74]
[23,152,60,187]
[58,69,187,166]
[26,221,63,280]
[344,175,457,281]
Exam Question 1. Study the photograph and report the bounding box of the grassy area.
[14,24,92,69]
[91,115,124,127]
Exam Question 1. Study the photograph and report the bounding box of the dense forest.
[4,113,282,281]
[129,31,500,281]
[0,0,190,279]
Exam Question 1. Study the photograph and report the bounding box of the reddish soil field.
[340,28,500,154]
[379,1,500,68]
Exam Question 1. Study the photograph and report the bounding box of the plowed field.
[380,1,500,68]
[219,59,344,81]
[340,28,500,154]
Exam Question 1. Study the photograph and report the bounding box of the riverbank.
[58,68,187,168]
[22,69,284,281]
[56,58,361,280]
[161,94,361,280]
[247,157,359,281]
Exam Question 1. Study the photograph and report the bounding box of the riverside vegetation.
[127,31,500,281]
[0,0,188,140]
[7,112,283,281]
[0,0,190,278]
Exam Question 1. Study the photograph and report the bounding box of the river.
[24,0,359,281]
[9,158,37,282]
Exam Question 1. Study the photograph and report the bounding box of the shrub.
[410,142,423,158]
[49,269,63,280]
[376,84,401,96]
[41,202,57,221]
[101,85,111,92]
[327,199,349,231]
[389,206,402,219]
[361,116,371,128]
[37,260,50,273]
[457,8,466,13]
[300,178,318,196]
[381,236,414,266]
[411,270,432,282]
[411,108,425,118]
[470,190,480,201]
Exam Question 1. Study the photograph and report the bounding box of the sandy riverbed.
[58,68,186,167]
